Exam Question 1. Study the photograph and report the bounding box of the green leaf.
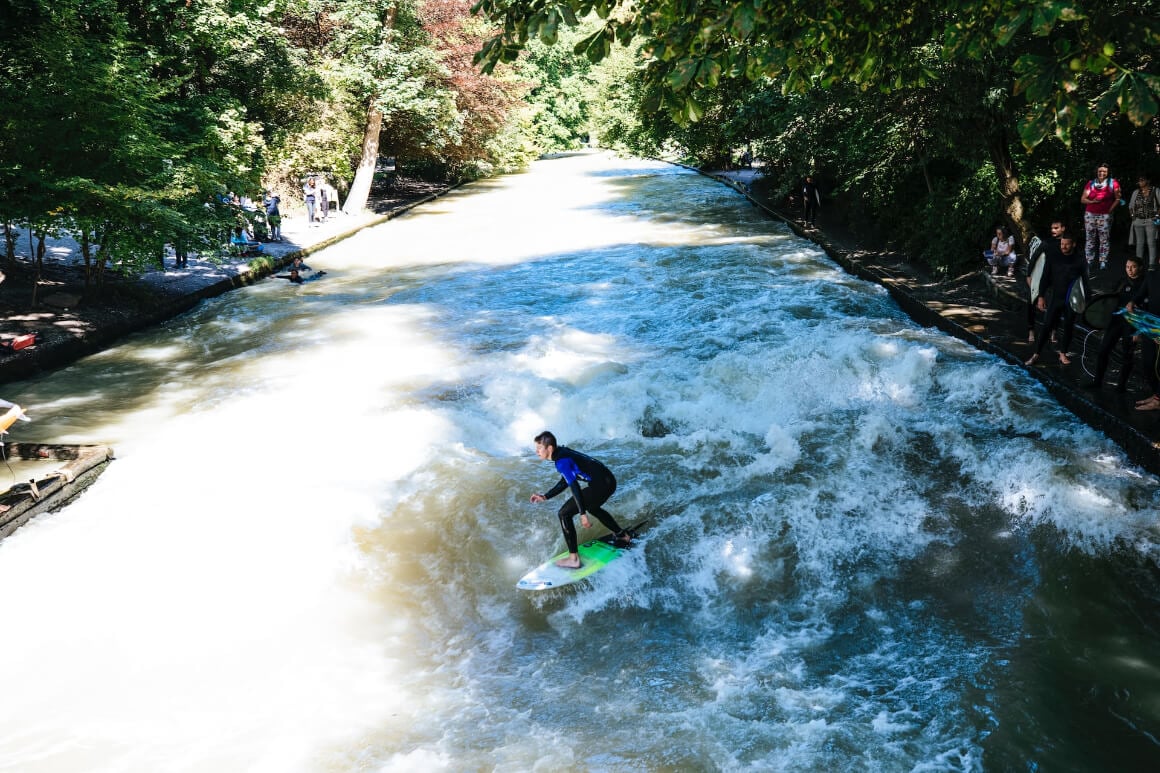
[993,7,1030,46]
[540,10,559,46]
[1017,107,1055,150]
[1012,54,1061,103]
[731,4,757,39]
[666,58,700,91]
[683,95,703,122]
[1031,1,1085,36]
[696,57,722,88]
[1120,72,1160,126]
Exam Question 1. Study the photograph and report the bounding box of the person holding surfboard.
[1025,231,1086,367]
[529,431,632,569]
[1086,255,1144,392]
[1126,265,1160,411]
[1025,219,1067,343]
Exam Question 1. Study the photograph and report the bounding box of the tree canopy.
[473,0,1160,150]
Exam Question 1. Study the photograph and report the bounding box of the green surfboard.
[516,521,646,591]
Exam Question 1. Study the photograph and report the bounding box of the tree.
[473,0,1160,151]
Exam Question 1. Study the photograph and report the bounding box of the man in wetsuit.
[529,431,631,569]
[1025,232,1086,367]
[1086,255,1144,391]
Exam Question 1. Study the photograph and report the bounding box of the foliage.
[474,0,1160,151]
[0,0,319,279]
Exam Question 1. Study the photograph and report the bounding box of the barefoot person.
[1025,231,1086,367]
[529,431,631,569]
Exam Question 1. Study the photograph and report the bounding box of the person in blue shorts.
[529,431,631,569]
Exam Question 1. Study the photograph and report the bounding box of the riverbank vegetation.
[478,0,1159,273]
[2,0,1156,286]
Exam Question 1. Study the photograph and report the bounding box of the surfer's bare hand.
[530,493,546,503]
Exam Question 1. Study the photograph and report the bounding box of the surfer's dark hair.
[534,431,557,448]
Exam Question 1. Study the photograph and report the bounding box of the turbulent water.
[1,152,1159,772]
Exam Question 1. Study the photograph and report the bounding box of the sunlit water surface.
[1,152,1159,772]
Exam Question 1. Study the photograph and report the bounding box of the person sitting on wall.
[230,226,263,256]
[984,225,1017,277]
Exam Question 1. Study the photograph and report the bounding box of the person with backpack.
[1080,162,1123,271]
[1128,173,1159,268]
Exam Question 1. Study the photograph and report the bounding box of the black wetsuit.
[542,446,623,554]
[1092,272,1143,387]
[1131,270,1160,395]
[1032,241,1086,357]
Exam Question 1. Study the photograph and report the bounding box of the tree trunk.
[342,3,395,216]
[920,158,934,196]
[31,232,45,308]
[81,230,92,289]
[2,221,14,266]
[343,104,383,215]
[987,133,1033,251]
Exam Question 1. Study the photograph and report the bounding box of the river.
[1,152,1159,771]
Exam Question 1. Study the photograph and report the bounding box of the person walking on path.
[528,431,632,569]
[1080,162,1123,271]
[802,176,821,227]
[1026,232,1086,367]
[1128,173,1159,267]
[303,176,320,227]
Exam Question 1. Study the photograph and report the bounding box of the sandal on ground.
[1024,354,1040,366]
[1058,352,1072,365]
[1135,395,1160,408]
[1137,399,1160,412]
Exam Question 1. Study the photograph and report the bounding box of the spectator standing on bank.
[802,176,821,227]
[1128,173,1159,268]
[1080,162,1123,271]
[303,176,319,227]
[264,191,282,241]
[1026,231,1086,367]
[319,184,329,223]
[1086,255,1144,392]
[1128,265,1160,411]
[985,225,1017,277]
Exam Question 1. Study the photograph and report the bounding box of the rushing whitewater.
[1,152,1159,772]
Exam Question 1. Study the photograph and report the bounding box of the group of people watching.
[1015,163,1160,410]
[222,174,338,256]
[987,164,1159,275]
[302,175,338,227]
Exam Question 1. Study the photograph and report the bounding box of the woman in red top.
[1080,162,1122,271]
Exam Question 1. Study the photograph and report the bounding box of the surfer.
[281,256,325,284]
[529,431,631,569]
[1025,231,1085,367]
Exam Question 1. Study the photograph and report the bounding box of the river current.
[1,152,1159,771]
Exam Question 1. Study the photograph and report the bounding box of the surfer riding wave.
[529,431,632,569]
